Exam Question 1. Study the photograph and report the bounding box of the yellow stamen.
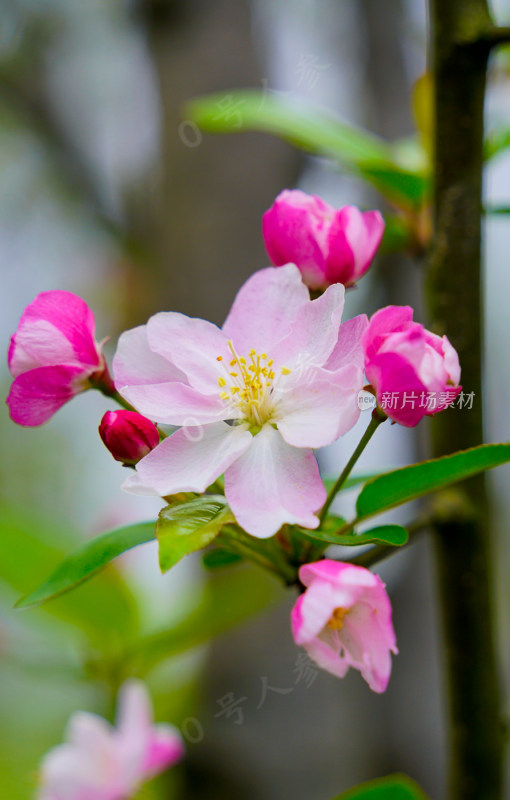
[218,377,226,387]
[327,607,348,631]
[281,367,291,375]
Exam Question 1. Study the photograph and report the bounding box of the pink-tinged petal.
[275,364,363,448]
[224,424,326,538]
[271,283,345,372]
[222,264,309,355]
[326,207,384,285]
[365,351,429,427]
[6,365,87,426]
[324,314,369,372]
[113,325,186,389]
[9,291,100,375]
[146,313,230,393]
[299,559,376,589]
[303,635,350,680]
[442,335,461,385]
[143,725,184,776]
[38,745,116,800]
[340,599,397,693]
[130,422,252,496]
[362,305,414,362]
[115,680,153,787]
[262,190,332,288]
[121,381,229,425]
[292,579,339,644]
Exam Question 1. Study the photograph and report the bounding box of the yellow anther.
[230,372,238,378]
[327,607,348,631]
[268,359,274,367]
[220,392,229,400]
[249,349,256,356]
[218,377,226,387]
[216,355,223,361]
[268,370,275,379]
[261,353,267,359]
[240,357,246,365]
[231,386,240,393]
[230,359,237,367]
[281,367,291,375]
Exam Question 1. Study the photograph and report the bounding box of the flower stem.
[319,409,386,525]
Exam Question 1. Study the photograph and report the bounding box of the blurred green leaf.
[134,564,281,672]
[332,773,430,799]
[186,91,427,207]
[485,204,510,215]
[300,523,408,547]
[411,72,433,158]
[157,496,234,573]
[15,520,155,610]
[0,507,140,640]
[485,126,510,160]
[356,443,510,521]
[202,548,243,569]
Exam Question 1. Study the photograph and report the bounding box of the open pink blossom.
[99,410,160,466]
[363,305,461,427]
[7,291,108,426]
[113,264,368,538]
[37,679,184,800]
[262,189,385,289]
[291,560,397,693]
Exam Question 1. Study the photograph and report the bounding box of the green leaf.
[202,548,243,569]
[185,91,427,207]
[156,495,234,573]
[485,126,510,161]
[15,521,156,609]
[301,523,408,547]
[356,442,510,521]
[332,773,430,800]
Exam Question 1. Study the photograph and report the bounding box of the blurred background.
[1,1,510,798]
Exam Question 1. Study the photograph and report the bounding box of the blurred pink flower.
[114,265,368,538]
[37,679,184,800]
[7,291,108,426]
[262,189,384,289]
[291,560,397,693]
[99,410,159,466]
[363,305,461,427]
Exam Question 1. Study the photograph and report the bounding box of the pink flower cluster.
[5,188,462,698]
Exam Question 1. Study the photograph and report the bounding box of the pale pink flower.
[114,265,368,538]
[99,410,159,466]
[7,291,108,426]
[291,560,397,693]
[262,189,385,289]
[363,305,461,427]
[37,679,184,800]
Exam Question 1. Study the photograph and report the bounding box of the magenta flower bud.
[262,189,385,289]
[6,290,107,426]
[362,305,461,427]
[99,410,159,465]
[291,560,397,693]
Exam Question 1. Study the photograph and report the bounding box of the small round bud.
[99,410,159,466]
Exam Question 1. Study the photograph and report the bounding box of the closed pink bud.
[99,410,159,465]
[291,560,397,693]
[362,305,461,427]
[262,189,385,289]
[6,290,107,426]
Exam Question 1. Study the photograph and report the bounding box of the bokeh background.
[1,1,510,798]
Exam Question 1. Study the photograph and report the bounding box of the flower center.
[327,607,348,631]
[216,340,291,426]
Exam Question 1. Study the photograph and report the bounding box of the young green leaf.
[301,524,408,547]
[15,521,156,609]
[356,442,510,521]
[185,91,427,207]
[332,773,430,800]
[157,495,234,573]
